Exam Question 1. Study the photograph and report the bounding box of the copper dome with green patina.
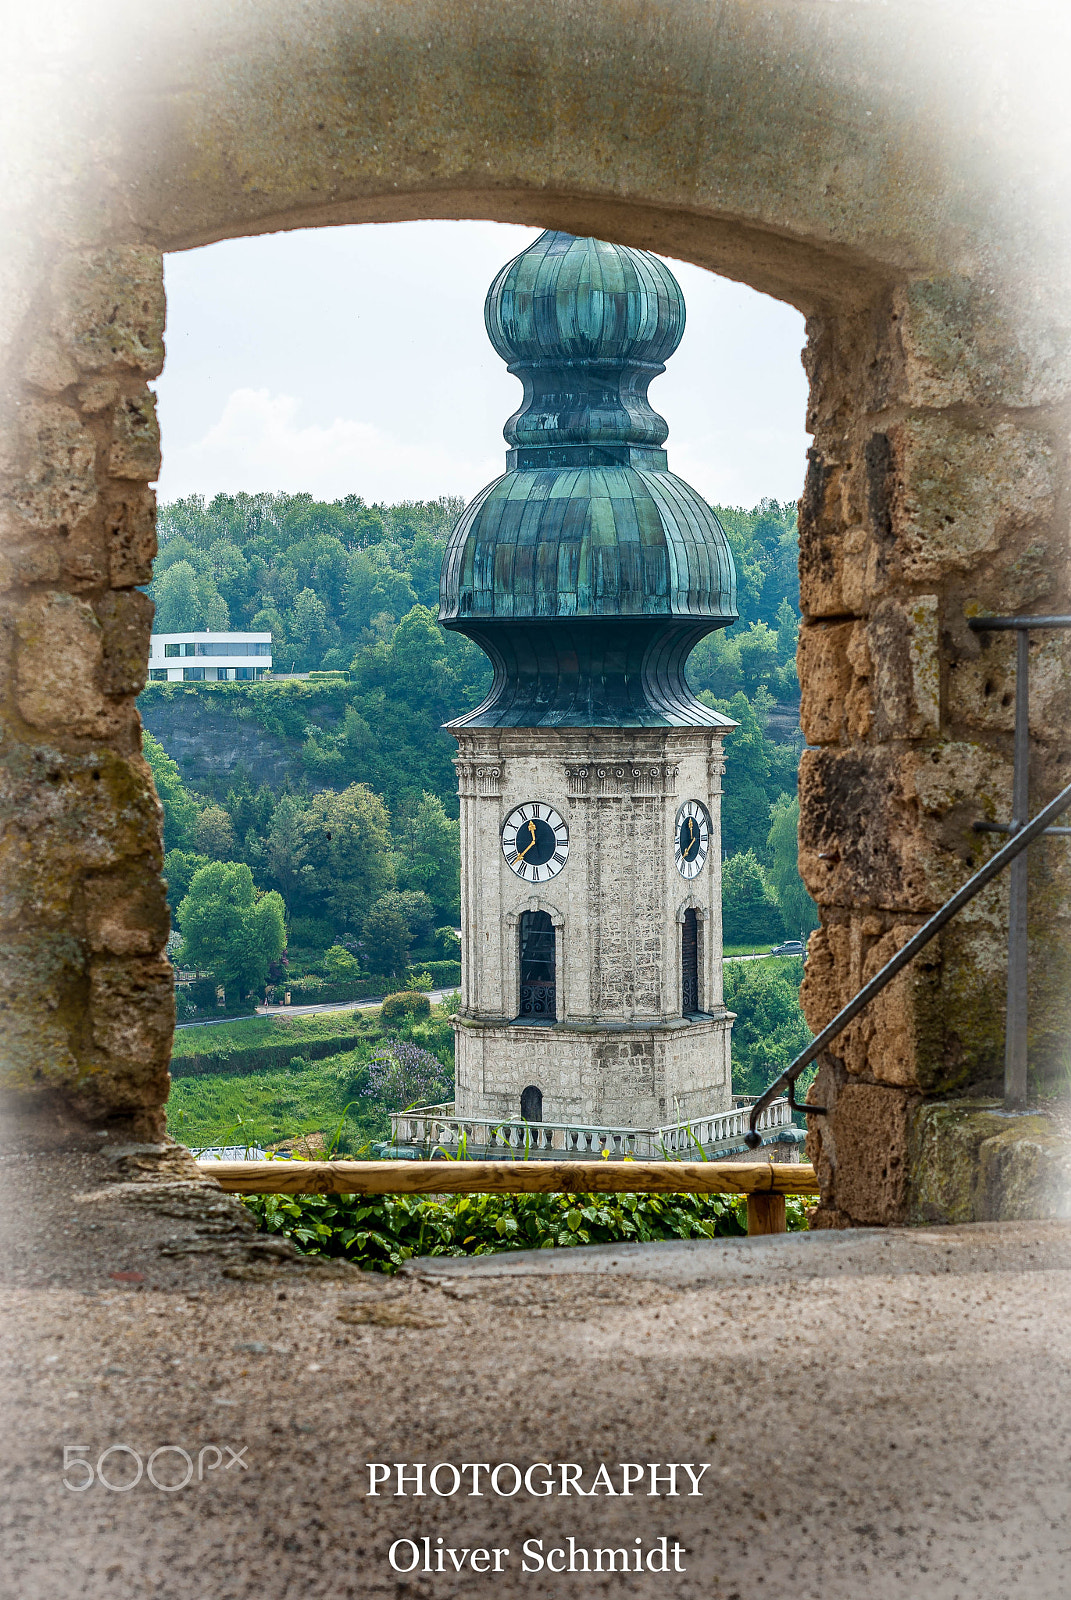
[440,231,738,728]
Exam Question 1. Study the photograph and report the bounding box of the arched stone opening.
[3,2,1069,1226]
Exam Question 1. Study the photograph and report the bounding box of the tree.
[363,895,411,976]
[163,848,210,918]
[290,587,331,669]
[394,792,461,920]
[195,803,238,860]
[260,794,304,904]
[722,849,784,944]
[724,957,811,1097]
[153,560,203,631]
[177,861,286,997]
[296,783,395,929]
[375,889,435,949]
[766,794,819,940]
[142,732,198,851]
[203,589,230,630]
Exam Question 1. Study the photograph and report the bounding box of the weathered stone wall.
[2,1,1069,1217]
[798,295,1071,1226]
[0,246,172,1141]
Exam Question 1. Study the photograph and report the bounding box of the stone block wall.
[1,246,172,1141]
[798,295,1071,1226]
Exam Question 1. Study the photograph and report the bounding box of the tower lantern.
[440,230,739,1132]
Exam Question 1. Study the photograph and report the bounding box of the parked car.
[769,939,806,956]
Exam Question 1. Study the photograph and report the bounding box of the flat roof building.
[148,632,272,683]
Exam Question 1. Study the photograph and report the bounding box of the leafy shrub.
[435,927,461,957]
[380,990,432,1025]
[408,970,434,991]
[289,974,325,998]
[244,1187,814,1273]
[323,944,361,981]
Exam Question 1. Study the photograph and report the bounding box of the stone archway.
[2,1,1069,1225]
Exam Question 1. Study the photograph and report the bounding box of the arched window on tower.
[518,910,556,1022]
[682,908,699,1016]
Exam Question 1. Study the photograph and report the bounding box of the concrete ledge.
[909,1100,1071,1224]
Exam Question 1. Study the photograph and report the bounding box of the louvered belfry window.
[519,911,556,1021]
[682,908,699,1015]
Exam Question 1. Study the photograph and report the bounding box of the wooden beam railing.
[198,1159,818,1236]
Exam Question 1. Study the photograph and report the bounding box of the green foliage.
[295,784,395,930]
[363,897,411,977]
[700,690,799,858]
[243,1185,813,1273]
[766,794,819,939]
[153,492,465,673]
[163,849,211,918]
[722,849,784,944]
[394,792,461,920]
[323,944,361,982]
[143,732,199,851]
[177,860,286,997]
[686,500,800,705]
[380,990,433,1025]
[724,956,813,1098]
[195,802,238,859]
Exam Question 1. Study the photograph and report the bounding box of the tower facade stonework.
[453,727,731,1127]
[440,232,740,1132]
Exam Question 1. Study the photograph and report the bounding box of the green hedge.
[285,964,460,1004]
[245,1187,814,1272]
[421,961,461,986]
[170,1032,367,1079]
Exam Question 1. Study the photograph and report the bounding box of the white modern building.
[148,632,272,682]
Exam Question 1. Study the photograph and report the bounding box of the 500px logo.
[62,1444,248,1492]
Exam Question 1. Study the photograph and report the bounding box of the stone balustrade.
[388,1097,796,1162]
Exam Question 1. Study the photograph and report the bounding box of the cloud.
[158,388,503,504]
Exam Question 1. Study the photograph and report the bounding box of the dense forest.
[144,491,816,1008]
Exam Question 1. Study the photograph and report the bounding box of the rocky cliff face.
[140,693,310,795]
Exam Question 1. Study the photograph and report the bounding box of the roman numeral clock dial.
[502,803,569,883]
[674,800,711,879]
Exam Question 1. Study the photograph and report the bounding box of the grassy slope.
[167,1047,387,1152]
[171,1011,381,1059]
[167,1007,456,1152]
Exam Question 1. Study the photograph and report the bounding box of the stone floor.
[2,1144,1070,1599]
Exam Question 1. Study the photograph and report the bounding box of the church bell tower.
[440,231,739,1131]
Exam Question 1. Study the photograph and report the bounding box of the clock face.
[674,800,711,879]
[502,803,569,883]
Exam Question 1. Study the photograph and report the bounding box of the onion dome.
[440,231,738,728]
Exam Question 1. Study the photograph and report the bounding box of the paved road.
[174,988,455,1030]
[173,959,801,1031]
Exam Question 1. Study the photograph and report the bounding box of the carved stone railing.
[388,1096,795,1162]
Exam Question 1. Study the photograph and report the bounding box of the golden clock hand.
[685,817,697,856]
[516,820,538,860]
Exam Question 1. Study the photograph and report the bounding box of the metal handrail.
[743,772,1071,1148]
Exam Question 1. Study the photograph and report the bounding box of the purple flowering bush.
[368,1036,450,1111]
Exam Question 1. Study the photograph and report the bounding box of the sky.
[156,220,810,512]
